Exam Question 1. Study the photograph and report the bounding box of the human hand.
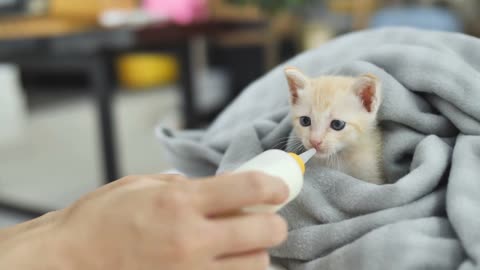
[55,172,289,270]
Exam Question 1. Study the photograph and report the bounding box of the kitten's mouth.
[303,143,333,157]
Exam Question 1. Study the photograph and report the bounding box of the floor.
[0,86,181,227]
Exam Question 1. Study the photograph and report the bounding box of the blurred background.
[1,0,479,226]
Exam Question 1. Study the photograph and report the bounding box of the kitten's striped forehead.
[309,76,356,109]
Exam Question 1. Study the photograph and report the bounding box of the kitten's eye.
[299,116,311,127]
[330,120,346,131]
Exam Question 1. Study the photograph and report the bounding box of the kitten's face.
[284,67,381,158]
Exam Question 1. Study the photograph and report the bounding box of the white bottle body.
[234,149,304,213]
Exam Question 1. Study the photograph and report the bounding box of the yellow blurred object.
[208,0,263,22]
[302,22,334,50]
[116,53,179,90]
[0,17,93,39]
[328,0,379,29]
[328,0,354,12]
[0,0,139,40]
[50,0,138,21]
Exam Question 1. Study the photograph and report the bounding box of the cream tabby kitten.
[284,67,384,184]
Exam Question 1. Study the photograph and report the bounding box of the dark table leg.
[0,200,45,218]
[177,42,196,129]
[0,55,119,220]
[88,55,119,183]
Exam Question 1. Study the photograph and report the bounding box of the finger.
[214,251,270,270]
[95,174,187,195]
[123,174,190,191]
[212,213,287,255]
[137,173,187,182]
[192,172,289,215]
[119,174,187,186]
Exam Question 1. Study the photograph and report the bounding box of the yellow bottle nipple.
[288,153,306,174]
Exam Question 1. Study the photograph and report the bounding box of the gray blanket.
[157,27,480,270]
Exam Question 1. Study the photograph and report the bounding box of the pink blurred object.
[143,0,209,25]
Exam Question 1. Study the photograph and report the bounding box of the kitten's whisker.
[270,137,296,149]
[333,153,340,169]
[271,137,292,144]
[270,142,288,149]
[291,143,306,154]
[271,141,299,150]
[271,139,292,145]
[290,144,300,153]
[291,140,303,148]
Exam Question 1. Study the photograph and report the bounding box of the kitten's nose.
[309,139,322,148]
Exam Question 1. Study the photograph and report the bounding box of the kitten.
[284,67,384,184]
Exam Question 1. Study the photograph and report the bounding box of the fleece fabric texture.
[157,27,480,270]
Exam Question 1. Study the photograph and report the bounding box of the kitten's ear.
[284,67,309,104]
[353,74,381,114]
